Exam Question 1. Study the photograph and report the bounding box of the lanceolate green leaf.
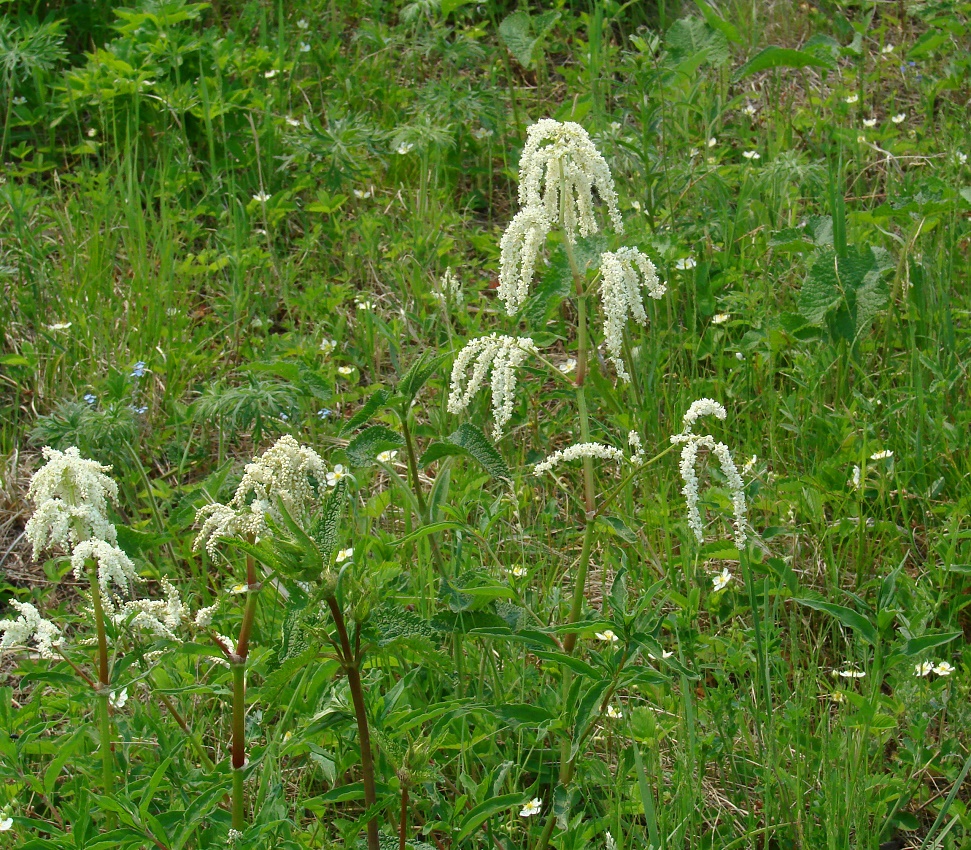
[795,597,877,646]
[734,45,835,80]
[340,387,391,436]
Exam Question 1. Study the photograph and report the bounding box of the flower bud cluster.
[672,401,747,548]
[447,334,537,439]
[533,442,628,476]
[600,248,666,381]
[0,601,62,659]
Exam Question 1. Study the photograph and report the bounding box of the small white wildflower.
[648,649,674,660]
[228,828,244,843]
[599,247,666,381]
[447,334,537,439]
[87,128,98,138]
[439,267,463,304]
[0,817,11,831]
[708,137,717,147]
[396,142,414,155]
[252,191,271,202]
[869,449,893,460]
[850,465,862,490]
[743,103,757,116]
[109,688,128,709]
[510,565,528,579]
[230,583,248,595]
[376,450,398,463]
[520,797,543,818]
[933,661,954,677]
[47,321,72,331]
[711,313,730,324]
[845,93,859,104]
[863,118,877,128]
[735,352,744,361]
[742,455,758,475]
[319,338,336,355]
[628,430,644,464]
[471,126,493,141]
[595,629,619,643]
[286,115,301,127]
[497,207,551,314]
[892,113,906,124]
[300,42,310,53]
[25,446,119,557]
[857,135,867,144]
[712,568,733,592]
[606,704,623,719]
[326,465,348,488]
[835,669,866,679]
[831,691,845,703]
[881,43,894,54]
[518,119,623,242]
[674,256,696,270]
[630,199,641,211]
[533,443,627,476]
[353,189,372,200]
[956,151,968,165]
[297,18,309,29]
[264,69,278,79]
[0,601,62,659]
[558,358,577,373]
[12,96,26,106]
[337,365,355,376]
[606,831,617,850]
[914,661,934,677]
[335,548,353,563]
[742,150,761,161]
[355,298,374,310]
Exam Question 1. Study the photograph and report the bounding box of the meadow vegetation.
[0,0,970,848]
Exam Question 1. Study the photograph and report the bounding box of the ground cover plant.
[1,0,970,848]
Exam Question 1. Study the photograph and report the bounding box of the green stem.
[328,597,380,850]
[87,561,115,826]
[400,411,447,579]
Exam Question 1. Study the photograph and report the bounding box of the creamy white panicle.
[599,247,666,380]
[0,600,62,659]
[498,207,551,315]
[672,400,747,548]
[70,539,137,603]
[25,446,119,557]
[518,119,623,241]
[440,267,463,305]
[447,334,537,439]
[533,442,627,475]
[115,580,186,640]
[194,435,328,557]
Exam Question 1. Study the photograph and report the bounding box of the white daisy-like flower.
[742,150,761,161]
[355,298,374,310]
[447,334,537,439]
[25,446,119,557]
[869,450,893,460]
[335,548,353,563]
[606,704,623,719]
[326,465,348,488]
[956,151,968,166]
[743,103,757,116]
[353,189,372,200]
[252,191,271,202]
[599,247,666,381]
[708,137,717,147]
[892,113,906,124]
[845,93,859,104]
[558,358,577,373]
[264,69,278,79]
[87,128,98,138]
[647,649,674,660]
[396,142,414,155]
[517,119,623,242]
[595,629,619,643]
[914,661,934,677]
[300,42,310,52]
[742,455,758,475]
[297,18,309,29]
[533,442,627,476]
[712,568,733,592]
[337,366,355,376]
[674,257,696,270]
[863,118,877,128]
[510,565,528,579]
[12,96,26,106]
[520,797,543,818]
[230,583,248,595]
[0,816,11,831]
[497,207,551,314]
[376,450,398,463]
[933,661,954,677]
[735,352,744,361]
[711,313,730,324]
[881,43,894,54]
[320,338,336,355]
[47,321,72,331]
[109,688,128,709]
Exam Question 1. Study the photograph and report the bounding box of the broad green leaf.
[391,521,465,547]
[902,632,962,657]
[313,476,347,562]
[692,0,741,43]
[446,423,510,480]
[498,9,558,68]
[345,425,403,467]
[441,0,475,15]
[734,45,835,80]
[666,16,729,66]
[397,351,446,403]
[418,442,466,467]
[795,597,877,645]
[456,793,526,841]
[340,387,391,435]
[597,515,639,546]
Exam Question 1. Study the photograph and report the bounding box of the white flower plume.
[115,580,186,640]
[194,435,328,557]
[498,207,551,315]
[447,334,537,439]
[673,400,747,548]
[533,442,627,475]
[599,247,666,380]
[0,601,62,659]
[518,119,623,241]
[25,446,119,557]
[70,539,137,606]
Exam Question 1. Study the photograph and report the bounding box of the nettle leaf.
[369,605,440,646]
[665,16,729,67]
[798,246,890,340]
[397,352,446,403]
[446,423,510,480]
[312,476,347,561]
[345,425,404,467]
[498,9,559,68]
[340,387,391,436]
